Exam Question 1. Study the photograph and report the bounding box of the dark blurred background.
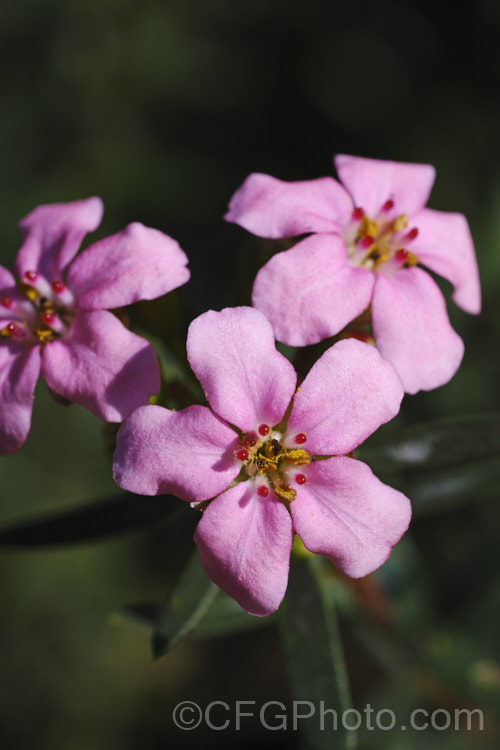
[0,1,499,748]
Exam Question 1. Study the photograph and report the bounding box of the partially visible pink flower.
[113,307,411,617]
[225,155,481,394]
[0,197,190,454]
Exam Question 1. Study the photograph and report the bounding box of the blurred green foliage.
[0,0,499,748]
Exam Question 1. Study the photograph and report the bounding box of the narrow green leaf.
[192,589,275,638]
[152,550,218,659]
[0,493,182,548]
[357,413,500,477]
[113,602,161,629]
[118,592,273,639]
[398,456,500,515]
[279,556,357,750]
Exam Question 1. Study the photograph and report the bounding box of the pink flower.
[113,307,411,617]
[225,155,481,394]
[0,197,190,454]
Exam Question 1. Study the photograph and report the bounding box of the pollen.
[282,448,311,466]
[391,214,408,233]
[273,483,297,503]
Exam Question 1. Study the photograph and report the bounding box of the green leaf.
[279,556,357,750]
[152,549,219,659]
[357,413,500,476]
[0,493,182,548]
[192,589,275,638]
[398,456,500,515]
[356,414,500,516]
[118,592,274,639]
[113,602,161,629]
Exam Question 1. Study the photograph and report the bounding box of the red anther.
[295,473,307,485]
[1,296,13,308]
[242,431,257,448]
[258,424,270,436]
[359,235,375,249]
[42,311,56,326]
[394,249,408,264]
[294,433,307,445]
[406,227,419,241]
[257,485,269,497]
[51,280,65,294]
[5,322,18,335]
[24,270,38,282]
[236,448,249,462]
[382,199,395,212]
[352,207,364,222]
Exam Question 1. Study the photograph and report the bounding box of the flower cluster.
[114,307,411,616]
[226,155,481,393]
[1,155,481,616]
[0,198,189,453]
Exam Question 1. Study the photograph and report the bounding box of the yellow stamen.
[391,214,408,233]
[404,251,418,267]
[17,282,38,302]
[282,448,312,466]
[273,483,297,503]
[34,326,55,343]
[358,216,379,238]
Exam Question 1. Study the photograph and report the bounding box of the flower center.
[344,204,419,273]
[0,271,75,344]
[235,424,311,503]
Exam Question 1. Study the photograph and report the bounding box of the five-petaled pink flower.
[113,306,411,617]
[225,155,481,394]
[0,197,190,454]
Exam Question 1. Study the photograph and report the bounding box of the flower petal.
[67,223,190,310]
[334,154,435,218]
[252,234,374,346]
[41,310,160,421]
[194,481,293,616]
[290,457,411,578]
[187,307,297,432]
[0,341,41,454]
[113,404,240,501]
[411,208,481,314]
[14,197,103,280]
[225,172,353,238]
[287,338,404,455]
[0,266,16,289]
[372,267,464,394]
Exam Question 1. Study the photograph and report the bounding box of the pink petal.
[67,223,190,310]
[372,267,464,394]
[411,208,481,314]
[252,234,374,346]
[225,172,353,238]
[287,338,404,455]
[334,154,435,218]
[41,310,160,421]
[290,457,411,578]
[187,307,297,433]
[113,404,240,501]
[0,341,41,454]
[14,197,103,280]
[194,481,294,616]
[0,266,16,289]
